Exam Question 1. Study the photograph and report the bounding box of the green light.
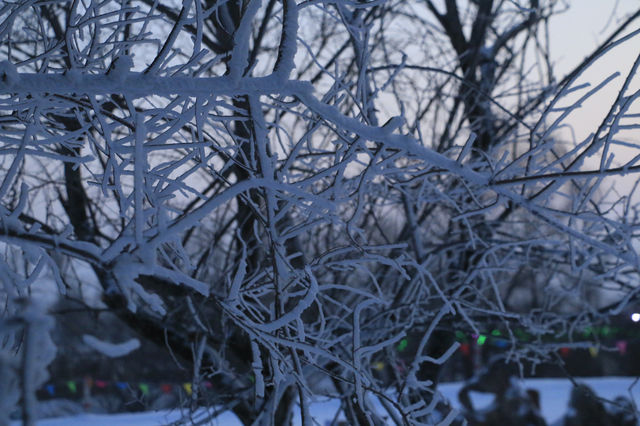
[67,381,77,393]
[491,329,501,336]
[477,335,487,345]
[455,331,466,340]
[139,383,149,395]
[397,338,408,352]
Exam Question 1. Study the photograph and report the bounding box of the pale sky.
[547,1,640,206]
[547,0,640,145]
[549,0,638,74]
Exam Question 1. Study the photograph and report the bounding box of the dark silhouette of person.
[458,355,545,425]
[563,384,611,426]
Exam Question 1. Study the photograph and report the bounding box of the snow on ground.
[14,377,640,425]
[10,407,242,426]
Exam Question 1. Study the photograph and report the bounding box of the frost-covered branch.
[2,0,640,424]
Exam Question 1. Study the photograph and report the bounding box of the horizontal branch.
[492,163,640,187]
[0,71,311,97]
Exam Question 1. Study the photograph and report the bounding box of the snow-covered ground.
[14,377,640,425]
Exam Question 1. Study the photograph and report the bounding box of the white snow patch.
[14,377,640,425]
[81,335,140,358]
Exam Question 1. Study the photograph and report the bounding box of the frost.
[0,60,18,86]
[107,55,134,82]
